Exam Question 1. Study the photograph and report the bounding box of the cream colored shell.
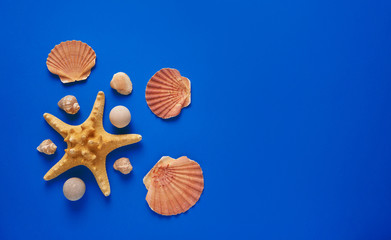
[113,157,133,174]
[58,95,80,114]
[37,139,57,155]
[110,72,133,95]
[109,106,131,128]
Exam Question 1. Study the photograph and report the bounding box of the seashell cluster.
[37,139,57,155]
[110,72,133,95]
[46,40,96,83]
[145,68,191,119]
[58,95,80,114]
[143,156,204,216]
[113,157,133,174]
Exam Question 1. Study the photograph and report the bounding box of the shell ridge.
[147,94,182,108]
[169,172,204,180]
[151,75,180,89]
[169,180,195,207]
[64,41,72,70]
[48,50,68,71]
[73,41,81,71]
[60,42,71,72]
[79,44,91,66]
[145,92,180,101]
[148,95,180,113]
[80,48,95,69]
[147,82,177,91]
[165,182,184,214]
[47,61,67,74]
[170,175,204,194]
[161,68,180,83]
[165,180,191,211]
[169,160,199,168]
[77,42,87,69]
[170,165,203,173]
[160,178,174,215]
[149,75,177,89]
[146,91,182,102]
[154,182,163,214]
[153,98,182,118]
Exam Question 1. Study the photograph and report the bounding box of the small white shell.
[63,177,86,201]
[109,106,131,128]
[110,72,133,95]
[37,139,57,155]
[113,157,133,174]
[58,95,80,114]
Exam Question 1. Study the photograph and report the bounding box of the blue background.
[0,0,390,239]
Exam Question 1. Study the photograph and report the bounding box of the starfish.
[43,91,142,196]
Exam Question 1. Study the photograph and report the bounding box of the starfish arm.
[43,113,71,137]
[85,91,105,129]
[103,134,142,152]
[89,158,111,196]
[43,154,80,180]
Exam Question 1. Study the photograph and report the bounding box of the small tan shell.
[46,40,96,83]
[110,72,133,95]
[113,157,133,174]
[145,68,191,119]
[37,139,57,155]
[143,156,204,216]
[58,95,80,114]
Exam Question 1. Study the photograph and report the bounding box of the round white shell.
[109,106,131,128]
[63,177,86,201]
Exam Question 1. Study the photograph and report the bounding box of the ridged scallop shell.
[143,156,204,216]
[46,40,96,83]
[145,68,191,119]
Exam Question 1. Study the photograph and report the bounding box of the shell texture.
[143,156,204,216]
[37,139,57,155]
[58,95,80,114]
[113,157,133,174]
[46,40,96,83]
[145,68,191,119]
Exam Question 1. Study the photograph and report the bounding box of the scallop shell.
[46,40,96,83]
[143,156,204,216]
[145,68,191,119]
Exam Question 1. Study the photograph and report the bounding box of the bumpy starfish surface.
[43,91,142,196]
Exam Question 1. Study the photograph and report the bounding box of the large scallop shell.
[143,156,204,216]
[145,68,191,119]
[46,40,96,83]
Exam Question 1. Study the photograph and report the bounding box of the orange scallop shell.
[46,40,96,83]
[143,156,204,216]
[145,68,191,119]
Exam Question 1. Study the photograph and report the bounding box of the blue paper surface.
[0,0,391,239]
